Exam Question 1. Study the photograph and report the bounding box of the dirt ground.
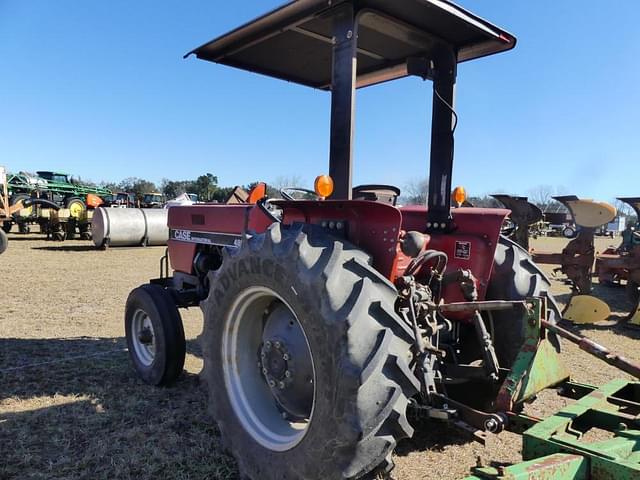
[1,231,638,480]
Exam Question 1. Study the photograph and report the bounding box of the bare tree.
[613,199,634,218]
[527,185,568,212]
[268,175,306,198]
[468,195,501,208]
[527,185,555,211]
[271,175,305,190]
[402,177,429,205]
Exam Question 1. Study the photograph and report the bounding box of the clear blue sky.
[1,1,638,201]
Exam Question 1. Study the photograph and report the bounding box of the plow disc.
[491,194,542,250]
[563,295,611,324]
[493,195,620,324]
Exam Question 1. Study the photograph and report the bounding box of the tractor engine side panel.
[167,204,273,274]
[399,206,509,302]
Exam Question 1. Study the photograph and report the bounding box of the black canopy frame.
[186,0,516,228]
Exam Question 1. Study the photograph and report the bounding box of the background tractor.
[124,1,640,478]
[103,191,136,208]
[141,192,166,208]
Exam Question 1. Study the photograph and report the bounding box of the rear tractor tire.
[201,223,419,479]
[125,284,186,386]
[486,236,561,367]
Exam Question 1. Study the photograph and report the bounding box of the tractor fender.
[275,199,403,280]
[399,206,509,302]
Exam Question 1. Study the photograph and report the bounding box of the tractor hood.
[185,0,516,89]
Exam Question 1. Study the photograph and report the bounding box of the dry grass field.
[1,230,638,480]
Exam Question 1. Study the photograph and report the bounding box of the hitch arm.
[541,319,640,379]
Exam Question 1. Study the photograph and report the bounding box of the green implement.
[467,379,640,479]
[7,171,110,200]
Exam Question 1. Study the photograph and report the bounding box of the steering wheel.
[279,187,319,201]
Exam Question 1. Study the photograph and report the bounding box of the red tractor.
[124,2,640,478]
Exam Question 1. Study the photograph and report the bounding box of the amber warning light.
[314,175,334,199]
[452,186,467,207]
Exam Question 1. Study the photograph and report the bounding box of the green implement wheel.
[65,197,86,219]
[201,223,419,479]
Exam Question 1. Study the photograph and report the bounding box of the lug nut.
[269,379,276,388]
[278,381,285,389]
[282,353,290,361]
[265,341,272,349]
[262,368,268,375]
[284,370,291,378]
[274,341,281,349]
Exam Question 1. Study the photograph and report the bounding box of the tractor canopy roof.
[186,0,516,90]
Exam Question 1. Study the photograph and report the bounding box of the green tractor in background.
[5,170,111,234]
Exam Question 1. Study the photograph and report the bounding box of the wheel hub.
[138,327,154,345]
[131,309,156,367]
[222,286,316,451]
[261,340,289,380]
[260,304,313,421]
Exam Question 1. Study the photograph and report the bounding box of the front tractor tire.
[125,284,186,386]
[201,223,419,480]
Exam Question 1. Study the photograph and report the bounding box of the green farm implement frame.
[7,171,110,201]
[465,297,640,479]
[6,170,110,238]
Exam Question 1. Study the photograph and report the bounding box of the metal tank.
[92,207,168,247]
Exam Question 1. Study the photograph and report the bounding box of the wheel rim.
[222,286,316,451]
[69,202,85,218]
[131,308,156,367]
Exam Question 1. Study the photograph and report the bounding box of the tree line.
[80,173,304,203]
[401,179,637,223]
[98,173,247,203]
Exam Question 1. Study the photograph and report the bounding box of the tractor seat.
[352,185,400,206]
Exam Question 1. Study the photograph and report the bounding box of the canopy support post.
[427,47,457,230]
[328,4,358,200]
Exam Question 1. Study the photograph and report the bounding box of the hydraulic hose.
[22,198,61,210]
